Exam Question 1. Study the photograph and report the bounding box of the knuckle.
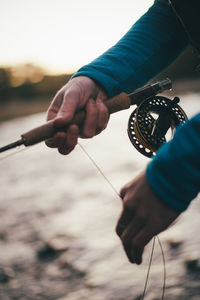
[65,85,79,96]
[101,102,109,113]
[99,101,108,113]
[116,222,126,237]
[120,187,126,199]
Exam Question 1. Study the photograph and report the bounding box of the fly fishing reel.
[128,95,187,158]
[0,78,187,157]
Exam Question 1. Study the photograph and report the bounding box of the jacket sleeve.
[72,0,189,97]
[146,113,200,212]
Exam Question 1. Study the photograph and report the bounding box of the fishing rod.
[0,78,183,299]
[0,78,187,157]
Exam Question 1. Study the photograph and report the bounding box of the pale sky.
[0,0,153,74]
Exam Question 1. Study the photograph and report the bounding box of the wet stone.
[167,238,183,249]
[36,236,70,262]
[1,105,200,299]
[0,267,15,283]
[0,230,7,241]
[37,243,66,262]
[184,256,200,272]
[47,235,70,252]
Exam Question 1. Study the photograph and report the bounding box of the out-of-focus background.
[0,1,200,299]
[0,0,200,121]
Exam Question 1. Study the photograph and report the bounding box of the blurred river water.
[0,92,200,300]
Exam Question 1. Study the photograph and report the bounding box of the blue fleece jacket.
[73,0,200,211]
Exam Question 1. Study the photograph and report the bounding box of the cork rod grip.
[21,92,131,146]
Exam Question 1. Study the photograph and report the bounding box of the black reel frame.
[127,95,187,158]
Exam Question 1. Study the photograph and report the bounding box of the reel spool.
[128,96,187,158]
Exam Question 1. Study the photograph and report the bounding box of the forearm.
[73,0,189,97]
[146,113,200,212]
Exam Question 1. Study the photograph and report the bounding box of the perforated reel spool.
[127,96,187,158]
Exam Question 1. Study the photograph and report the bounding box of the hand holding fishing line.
[0,78,191,299]
[46,76,109,155]
[116,170,180,265]
[1,0,199,297]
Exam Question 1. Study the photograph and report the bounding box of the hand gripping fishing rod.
[0,78,187,157]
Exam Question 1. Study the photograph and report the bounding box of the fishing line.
[0,146,28,162]
[157,236,166,300]
[141,236,156,300]
[0,139,166,298]
[78,142,120,197]
[141,236,166,300]
[78,142,166,300]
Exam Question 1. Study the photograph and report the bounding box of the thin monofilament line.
[78,142,166,300]
[157,236,166,300]
[78,143,120,197]
[0,141,166,299]
[141,236,156,300]
[141,236,166,300]
[0,147,28,162]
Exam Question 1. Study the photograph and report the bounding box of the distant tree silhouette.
[0,50,199,103]
[0,64,72,102]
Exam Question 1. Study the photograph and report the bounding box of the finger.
[47,92,63,121]
[96,98,109,134]
[58,125,79,155]
[82,98,98,138]
[120,216,145,262]
[45,131,67,148]
[131,227,153,265]
[120,186,127,199]
[54,89,80,128]
[116,203,134,237]
[66,125,79,147]
[58,144,75,155]
[120,182,131,199]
